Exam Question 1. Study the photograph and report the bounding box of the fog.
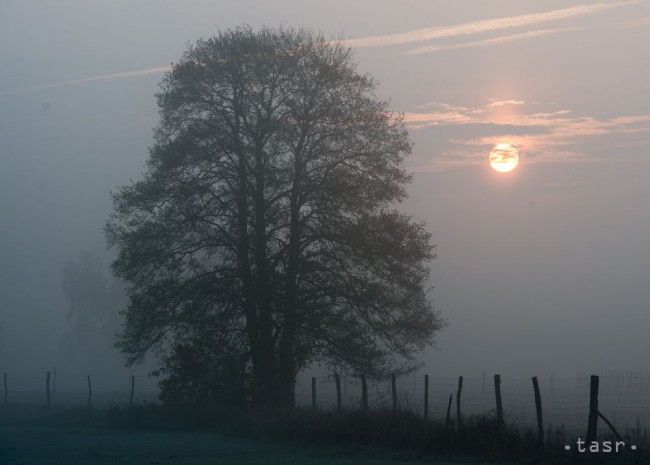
[2,0,650,395]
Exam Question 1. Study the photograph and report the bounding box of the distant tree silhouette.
[106,27,443,407]
[61,252,125,364]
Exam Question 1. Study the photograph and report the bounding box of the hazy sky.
[1,0,650,390]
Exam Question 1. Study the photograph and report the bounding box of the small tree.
[61,252,125,364]
[107,27,443,407]
[61,252,125,359]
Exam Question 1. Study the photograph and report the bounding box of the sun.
[489,143,519,173]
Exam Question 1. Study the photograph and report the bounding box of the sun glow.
[489,143,519,173]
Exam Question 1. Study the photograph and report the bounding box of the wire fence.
[0,370,158,409]
[294,372,650,433]
[5,370,650,435]
[2,389,159,408]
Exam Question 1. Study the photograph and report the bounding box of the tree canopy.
[106,27,443,406]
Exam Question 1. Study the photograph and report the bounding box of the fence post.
[424,374,429,420]
[587,375,599,443]
[532,376,544,448]
[311,377,317,411]
[87,375,92,419]
[334,373,342,412]
[445,394,453,428]
[46,371,51,407]
[391,373,397,413]
[3,372,7,406]
[456,376,463,429]
[130,375,135,408]
[494,374,503,425]
[361,374,368,411]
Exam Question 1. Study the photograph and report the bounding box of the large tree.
[106,27,443,407]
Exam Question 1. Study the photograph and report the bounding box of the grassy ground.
[2,405,645,464]
[0,425,490,465]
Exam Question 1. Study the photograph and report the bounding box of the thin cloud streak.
[344,0,641,48]
[614,16,650,28]
[405,28,575,55]
[6,65,171,94]
[405,14,650,57]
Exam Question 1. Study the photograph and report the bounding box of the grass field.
[0,426,491,465]
[4,404,643,464]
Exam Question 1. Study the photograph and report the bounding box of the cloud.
[487,99,527,108]
[403,101,650,171]
[404,28,576,55]
[343,1,641,48]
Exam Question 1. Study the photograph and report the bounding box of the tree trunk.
[276,151,303,408]
[233,100,270,407]
[253,139,277,406]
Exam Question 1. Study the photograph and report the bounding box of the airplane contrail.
[2,65,171,95]
[2,0,645,96]
[343,0,642,48]
[405,28,579,55]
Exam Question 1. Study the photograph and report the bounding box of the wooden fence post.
[3,372,7,406]
[391,373,397,413]
[130,375,135,408]
[456,376,463,429]
[494,374,503,425]
[532,376,544,448]
[361,375,368,411]
[334,373,342,412]
[46,371,51,407]
[587,375,599,443]
[424,374,429,420]
[311,377,317,411]
[87,375,92,419]
[445,394,453,428]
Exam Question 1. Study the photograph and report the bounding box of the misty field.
[3,3,650,464]
[1,426,478,465]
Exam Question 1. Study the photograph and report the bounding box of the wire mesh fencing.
[295,372,650,434]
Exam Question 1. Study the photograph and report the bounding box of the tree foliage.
[106,27,443,406]
[156,326,248,406]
